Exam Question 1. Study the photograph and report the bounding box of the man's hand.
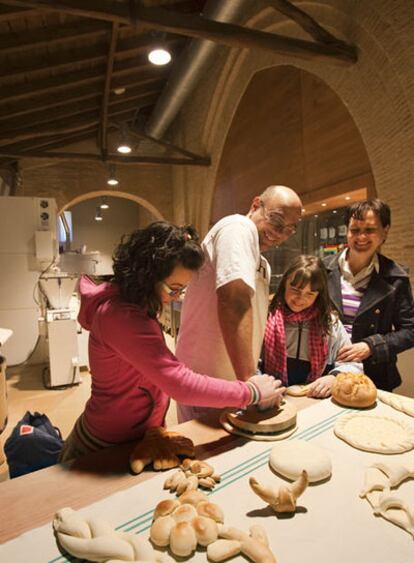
[337,342,371,362]
[307,375,336,398]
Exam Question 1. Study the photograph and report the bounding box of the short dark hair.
[344,199,391,228]
[270,255,333,335]
[112,221,204,317]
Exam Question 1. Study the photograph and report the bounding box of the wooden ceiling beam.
[0,6,39,22]
[0,20,109,55]
[0,94,159,145]
[0,76,164,122]
[263,0,352,49]
[0,86,162,134]
[0,148,211,166]
[100,22,119,157]
[2,1,357,64]
[0,32,177,83]
[129,125,208,161]
[0,1,125,22]
[0,59,162,104]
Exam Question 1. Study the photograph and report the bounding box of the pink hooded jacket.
[78,276,251,443]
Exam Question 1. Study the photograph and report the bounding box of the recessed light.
[321,203,327,207]
[332,210,337,214]
[148,48,171,66]
[345,196,351,200]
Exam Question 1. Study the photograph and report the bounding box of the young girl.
[263,255,362,398]
[60,222,283,462]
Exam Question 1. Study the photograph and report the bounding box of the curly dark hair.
[112,221,204,317]
[270,255,333,335]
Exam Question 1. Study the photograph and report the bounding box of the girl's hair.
[270,255,333,335]
[112,221,204,317]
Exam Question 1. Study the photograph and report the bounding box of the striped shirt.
[338,250,379,335]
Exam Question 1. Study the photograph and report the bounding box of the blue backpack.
[4,411,64,478]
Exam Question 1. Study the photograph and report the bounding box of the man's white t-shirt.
[176,215,271,389]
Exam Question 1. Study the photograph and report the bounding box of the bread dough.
[378,390,414,417]
[225,402,297,434]
[360,459,414,538]
[286,384,311,397]
[334,413,414,453]
[269,439,332,482]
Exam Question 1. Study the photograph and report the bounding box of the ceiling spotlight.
[95,207,103,221]
[107,164,119,186]
[100,196,109,210]
[332,210,337,214]
[345,196,351,200]
[148,47,171,66]
[117,123,132,154]
[321,202,327,207]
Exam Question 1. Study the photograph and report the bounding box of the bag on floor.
[4,411,63,478]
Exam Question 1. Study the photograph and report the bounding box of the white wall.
[70,196,156,275]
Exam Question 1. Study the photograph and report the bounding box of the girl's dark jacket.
[323,253,414,391]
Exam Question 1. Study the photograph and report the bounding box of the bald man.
[176,186,302,422]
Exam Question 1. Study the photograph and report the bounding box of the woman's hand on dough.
[307,375,336,398]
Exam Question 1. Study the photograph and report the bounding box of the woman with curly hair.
[60,222,283,461]
[262,255,362,399]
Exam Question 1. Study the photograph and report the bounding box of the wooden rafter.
[0,94,159,146]
[0,33,181,84]
[0,76,164,123]
[0,6,39,21]
[0,87,162,135]
[263,0,352,48]
[129,125,209,162]
[100,22,119,157]
[0,20,109,55]
[0,148,211,166]
[0,60,162,105]
[3,0,357,64]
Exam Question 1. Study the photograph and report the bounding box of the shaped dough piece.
[378,390,414,417]
[334,413,414,454]
[269,439,332,482]
[286,384,311,397]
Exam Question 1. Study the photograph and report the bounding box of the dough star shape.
[334,413,414,454]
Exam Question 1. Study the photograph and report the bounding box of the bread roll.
[332,372,377,408]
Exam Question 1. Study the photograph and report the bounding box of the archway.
[59,190,164,275]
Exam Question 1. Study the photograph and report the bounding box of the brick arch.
[178,0,414,275]
[59,189,164,220]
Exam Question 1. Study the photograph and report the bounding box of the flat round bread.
[286,384,311,397]
[334,413,414,454]
[269,439,332,482]
[226,402,297,434]
[377,390,414,418]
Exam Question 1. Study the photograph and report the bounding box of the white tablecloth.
[2,399,414,563]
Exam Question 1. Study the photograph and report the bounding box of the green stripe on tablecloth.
[49,406,351,562]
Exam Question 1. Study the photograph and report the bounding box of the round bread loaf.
[332,372,377,408]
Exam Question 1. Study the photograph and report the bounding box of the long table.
[1,396,414,563]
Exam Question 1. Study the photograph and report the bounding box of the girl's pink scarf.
[263,304,328,386]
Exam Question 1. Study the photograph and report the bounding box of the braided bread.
[53,507,172,562]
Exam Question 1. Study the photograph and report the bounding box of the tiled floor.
[0,333,178,482]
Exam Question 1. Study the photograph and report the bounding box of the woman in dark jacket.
[324,199,414,391]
